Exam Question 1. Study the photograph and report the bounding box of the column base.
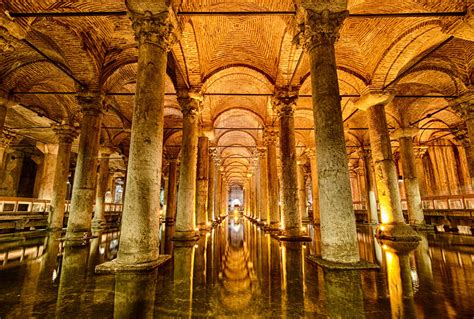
[197,223,211,231]
[95,255,171,274]
[375,223,421,241]
[172,230,200,242]
[409,223,435,231]
[306,255,380,270]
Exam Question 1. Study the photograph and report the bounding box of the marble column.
[35,144,58,200]
[413,146,428,196]
[48,124,78,230]
[215,169,222,219]
[96,4,174,271]
[175,92,201,241]
[393,128,425,225]
[208,148,217,222]
[221,179,228,218]
[264,128,280,228]
[0,130,15,192]
[92,146,115,229]
[355,88,419,241]
[306,149,320,224]
[66,92,103,242]
[273,89,302,238]
[257,147,269,224]
[358,149,378,224]
[297,159,308,223]
[196,136,209,229]
[451,97,474,189]
[298,8,359,262]
[165,159,178,224]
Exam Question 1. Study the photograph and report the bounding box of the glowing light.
[380,225,385,231]
[194,244,198,248]
[380,206,390,224]
[302,245,306,249]
[301,226,306,232]
[194,227,199,232]
[382,244,388,250]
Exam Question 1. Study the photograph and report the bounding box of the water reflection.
[0,223,473,318]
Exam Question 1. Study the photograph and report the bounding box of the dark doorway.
[17,156,38,198]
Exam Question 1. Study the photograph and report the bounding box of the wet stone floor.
[0,215,473,318]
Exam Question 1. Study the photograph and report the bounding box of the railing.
[0,197,123,230]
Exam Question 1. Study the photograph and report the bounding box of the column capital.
[295,8,348,52]
[413,145,428,159]
[357,147,371,159]
[391,127,419,140]
[263,127,279,146]
[99,144,117,157]
[354,86,395,111]
[441,7,474,41]
[451,91,474,120]
[272,87,298,117]
[178,89,202,118]
[257,146,267,157]
[76,92,104,115]
[52,123,79,144]
[127,5,176,51]
[0,129,15,148]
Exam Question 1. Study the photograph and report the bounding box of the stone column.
[215,169,222,219]
[165,159,178,225]
[0,130,15,189]
[257,147,269,224]
[221,179,228,218]
[451,96,474,189]
[297,159,308,223]
[92,146,115,229]
[264,128,280,229]
[174,92,201,241]
[196,136,209,229]
[297,7,359,262]
[66,92,103,242]
[208,148,217,222]
[35,144,58,200]
[48,124,78,230]
[273,89,302,238]
[393,128,425,225]
[358,149,378,224]
[413,146,428,196]
[96,3,174,272]
[306,149,320,224]
[355,88,419,241]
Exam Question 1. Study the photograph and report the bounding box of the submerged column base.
[91,218,107,230]
[64,229,92,246]
[95,255,171,274]
[376,223,421,241]
[306,255,380,270]
[172,230,199,241]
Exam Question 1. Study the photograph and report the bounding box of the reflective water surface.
[0,216,473,318]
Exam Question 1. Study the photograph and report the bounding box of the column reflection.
[56,244,90,317]
[113,271,157,319]
[281,242,305,317]
[383,242,418,319]
[173,242,195,317]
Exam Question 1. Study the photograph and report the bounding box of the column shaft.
[207,151,216,221]
[360,151,378,224]
[66,96,103,240]
[297,162,308,222]
[304,9,359,262]
[366,104,405,224]
[399,136,425,224]
[93,148,112,229]
[175,96,200,240]
[308,153,320,224]
[215,171,222,219]
[109,8,173,267]
[49,126,77,230]
[266,135,280,227]
[196,136,209,228]
[258,148,269,223]
[165,160,178,224]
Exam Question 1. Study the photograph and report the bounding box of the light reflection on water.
[0,219,472,318]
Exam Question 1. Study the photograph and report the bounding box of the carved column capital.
[77,92,104,116]
[295,9,348,52]
[128,10,176,51]
[52,123,79,144]
[178,90,202,118]
[257,147,267,158]
[357,148,371,160]
[272,87,298,117]
[264,127,278,146]
[0,129,15,148]
[304,147,316,160]
[413,146,428,159]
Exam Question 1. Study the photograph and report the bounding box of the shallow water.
[0,217,472,318]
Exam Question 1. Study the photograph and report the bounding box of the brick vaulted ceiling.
[0,0,472,186]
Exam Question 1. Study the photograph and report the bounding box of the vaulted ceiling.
[0,0,472,187]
